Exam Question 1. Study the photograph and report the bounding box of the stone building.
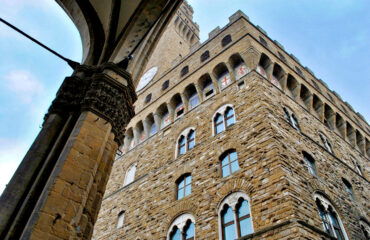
[93,4,370,240]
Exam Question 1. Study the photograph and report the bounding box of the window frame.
[213,105,236,135]
[176,174,192,200]
[167,214,196,240]
[176,128,196,157]
[220,150,239,178]
[218,192,254,240]
[314,193,349,240]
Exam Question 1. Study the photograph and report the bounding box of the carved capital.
[46,63,137,145]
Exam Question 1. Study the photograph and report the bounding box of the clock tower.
[135,1,200,93]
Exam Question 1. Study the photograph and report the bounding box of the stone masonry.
[92,8,370,240]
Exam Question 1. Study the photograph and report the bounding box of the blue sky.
[0,0,369,193]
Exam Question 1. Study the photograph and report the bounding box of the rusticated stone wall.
[92,10,369,240]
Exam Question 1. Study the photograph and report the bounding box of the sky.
[0,0,369,193]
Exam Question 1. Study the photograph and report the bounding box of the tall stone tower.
[93,4,370,240]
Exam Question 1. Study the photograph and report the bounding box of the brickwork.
[93,8,369,240]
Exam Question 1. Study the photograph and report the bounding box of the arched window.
[181,66,189,77]
[259,36,268,47]
[221,150,239,177]
[146,114,157,136]
[303,151,317,176]
[218,192,253,240]
[342,178,355,201]
[221,34,232,47]
[229,54,249,80]
[117,211,125,228]
[157,104,171,129]
[314,193,348,240]
[319,133,333,153]
[201,50,210,62]
[124,164,136,186]
[184,84,200,110]
[256,53,271,79]
[177,129,196,156]
[144,93,152,104]
[162,80,170,91]
[199,74,215,100]
[214,106,235,134]
[177,174,191,200]
[214,63,231,90]
[283,107,300,131]
[167,214,195,240]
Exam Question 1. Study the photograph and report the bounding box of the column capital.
[46,62,137,145]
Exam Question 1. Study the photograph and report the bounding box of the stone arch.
[213,180,255,209]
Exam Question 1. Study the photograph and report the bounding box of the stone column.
[0,63,136,240]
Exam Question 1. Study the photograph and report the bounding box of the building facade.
[93,5,370,240]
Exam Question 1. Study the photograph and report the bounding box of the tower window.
[176,174,191,200]
[177,128,196,156]
[278,51,287,63]
[167,214,195,240]
[124,164,136,186]
[220,150,239,177]
[342,178,355,201]
[319,133,333,154]
[181,66,189,77]
[117,211,125,229]
[144,93,152,104]
[283,107,300,131]
[259,36,268,47]
[314,193,348,240]
[200,50,210,62]
[295,66,305,78]
[303,151,317,176]
[162,80,170,91]
[219,192,253,240]
[214,106,235,134]
[221,34,232,47]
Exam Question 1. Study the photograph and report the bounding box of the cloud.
[0,138,29,194]
[4,70,44,104]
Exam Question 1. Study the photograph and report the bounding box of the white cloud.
[4,70,45,104]
[0,138,28,195]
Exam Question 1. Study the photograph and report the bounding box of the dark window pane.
[200,50,210,62]
[162,80,170,90]
[181,66,189,77]
[144,93,152,103]
[259,36,268,47]
[221,35,232,47]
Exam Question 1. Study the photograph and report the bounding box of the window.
[146,114,157,136]
[314,193,348,240]
[342,178,355,201]
[303,152,317,176]
[189,93,200,109]
[181,66,189,77]
[150,123,157,136]
[221,150,239,177]
[229,53,249,80]
[177,129,196,156]
[278,51,287,63]
[171,94,185,119]
[221,34,232,47]
[214,63,231,90]
[219,192,253,240]
[353,160,363,176]
[214,106,235,134]
[162,80,170,91]
[319,133,333,153]
[199,74,215,100]
[158,104,171,129]
[167,214,195,240]
[201,50,210,62]
[124,164,136,185]
[144,93,152,104]
[259,36,268,47]
[295,66,305,78]
[283,107,300,131]
[117,211,125,228]
[177,174,191,200]
[256,53,271,79]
